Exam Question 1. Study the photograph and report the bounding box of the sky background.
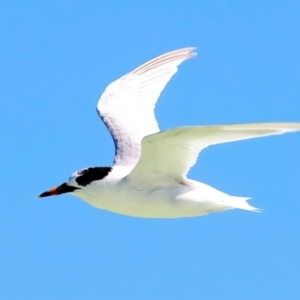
[1,1,300,299]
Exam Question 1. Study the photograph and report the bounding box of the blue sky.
[1,1,300,299]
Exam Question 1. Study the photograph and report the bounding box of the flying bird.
[39,48,300,218]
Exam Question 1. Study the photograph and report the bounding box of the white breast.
[72,179,233,218]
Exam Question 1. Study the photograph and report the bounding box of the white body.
[72,166,254,218]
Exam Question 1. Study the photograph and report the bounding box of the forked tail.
[227,196,261,212]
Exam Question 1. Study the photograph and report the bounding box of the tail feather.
[227,196,261,212]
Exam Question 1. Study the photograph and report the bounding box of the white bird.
[39,48,300,218]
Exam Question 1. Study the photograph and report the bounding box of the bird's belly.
[74,183,231,218]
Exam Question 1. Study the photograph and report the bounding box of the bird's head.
[38,167,112,198]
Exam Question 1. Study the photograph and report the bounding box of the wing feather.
[97,48,196,166]
[126,123,300,186]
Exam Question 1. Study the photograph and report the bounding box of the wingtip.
[173,47,197,57]
[178,47,197,61]
[131,47,198,76]
[187,47,197,58]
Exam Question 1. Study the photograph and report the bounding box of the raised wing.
[97,48,196,167]
[126,123,300,186]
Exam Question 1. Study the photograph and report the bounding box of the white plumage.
[39,48,300,218]
[97,48,196,166]
[127,124,300,186]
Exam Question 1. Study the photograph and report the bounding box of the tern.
[39,48,300,218]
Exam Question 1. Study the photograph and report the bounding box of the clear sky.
[1,1,300,299]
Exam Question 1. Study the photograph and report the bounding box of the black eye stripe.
[76,167,112,187]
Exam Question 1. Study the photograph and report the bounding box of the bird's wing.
[126,123,300,186]
[97,48,196,167]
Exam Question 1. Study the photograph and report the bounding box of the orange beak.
[38,183,79,198]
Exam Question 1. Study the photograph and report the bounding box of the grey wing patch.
[97,109,142,166]
[97,109,119,163]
